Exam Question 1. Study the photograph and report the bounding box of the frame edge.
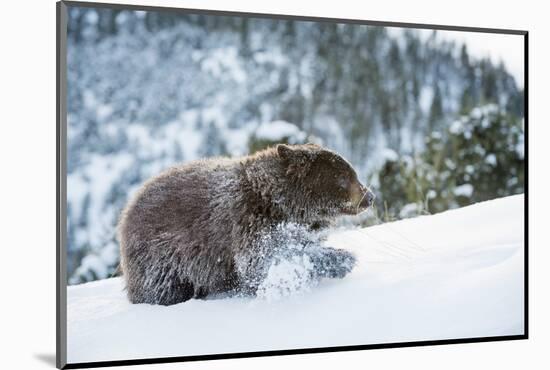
[57,1,69,369]
[56,2,529,368]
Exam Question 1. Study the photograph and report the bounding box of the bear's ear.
[277,144,314,178]
[277,144,313,162]
[276,144,294,161]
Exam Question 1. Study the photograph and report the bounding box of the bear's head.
[276,143,375,217]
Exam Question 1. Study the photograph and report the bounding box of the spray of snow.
[256,254,315,301]
[251,222,330,301]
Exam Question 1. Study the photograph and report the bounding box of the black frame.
[56,1,529,368]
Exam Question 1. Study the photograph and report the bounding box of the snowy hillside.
[67,194,524,364]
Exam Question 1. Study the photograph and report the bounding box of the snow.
[256,254,315,301]
[454,184,474,197]
[444,158,456,170]
[67,194,524,364]
[399,203,420,218]
[387,28,523,85]
[253,49,288,67]
[486,153,497,166]
[254,120,307,143]
[415,30,524,87]
[471,104,498,119]
[418,85,434,113]
[381,148,399,162]
[516,136,525,159]
[68,151,134,249]
[201,47,247,84]
[449,119,464,134]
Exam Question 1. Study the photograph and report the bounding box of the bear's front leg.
[309,219,332,232]
[308,247,356,279]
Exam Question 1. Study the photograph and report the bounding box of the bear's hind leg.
[156,277,195,305]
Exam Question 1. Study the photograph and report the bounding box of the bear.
[117,143,374,305]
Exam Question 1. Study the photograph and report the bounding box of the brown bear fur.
[117,143,374,305]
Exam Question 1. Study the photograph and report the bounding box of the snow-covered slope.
[67,195,525,364]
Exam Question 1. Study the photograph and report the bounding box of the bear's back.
[119,157,240,246]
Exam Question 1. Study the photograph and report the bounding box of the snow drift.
[67,194,525,364]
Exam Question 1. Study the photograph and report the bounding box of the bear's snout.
[359,189,375,209]
[350,182,375,213]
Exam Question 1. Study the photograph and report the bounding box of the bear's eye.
[336,176,349,190]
